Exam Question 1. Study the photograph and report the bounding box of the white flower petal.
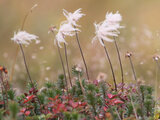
[93,11,123,46]
[63,8,85,27]
[11,31,39,46]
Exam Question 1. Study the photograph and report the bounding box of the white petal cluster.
[54,8,84,48]
[105,11,122,24]
[93,11,123,46]
[63,8,85,27]
[11,31,39,46]
[55,22,80,48]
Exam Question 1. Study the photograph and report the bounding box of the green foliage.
[57,74,66,89]
[7,89,15,100]
[9,101,19,119]
[0,69,156,120]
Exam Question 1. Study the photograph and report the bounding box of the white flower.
[105,11,122,24]
[92,11,123,46]
[11,31,39,46]
[55,22,80,48]
[105,11,124,31]
[92,21,119,46]
[63,8,85,27]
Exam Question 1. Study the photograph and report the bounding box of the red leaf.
[20,108,26,113]
[48,95,59,101]
[25,111,30,116]
[81,102,87,106]
[111,99,124,104]
[0,101,4,105]
[103,106,108,112]
[69,100,79,108]
[107,93,117,99]
[24,95,35,103]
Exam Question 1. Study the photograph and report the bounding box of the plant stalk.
[128,57,137,82]
[19,44,34,87]
[19,44,41,107]
[101,39,117,91]
[10,4,37,81]
[63,43,71,88]
[74,26,90,80]
[114,38,124,91]
[51,31,69,90]
[115,108,122,120]
[129,93,139,120]
[56,43,69,91]
[78,74,85,96]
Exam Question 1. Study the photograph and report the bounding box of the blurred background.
[0,0,160,91]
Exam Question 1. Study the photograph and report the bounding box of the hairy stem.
[51,31,69,90]
[101,39,117,91]
[74,26,90,80]
[155,61,158,100]
[19,44,41,107]
[129,94,139,120]
[19,44,34,86]
[64,43,71,88]
[114,38,124,91]
[57,43,69,91]
[78,74,85,96]
[10,5,36,81]
[128,57,137,82]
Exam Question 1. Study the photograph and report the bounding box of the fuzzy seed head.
[11,31,39,46]
[63,8,85,27]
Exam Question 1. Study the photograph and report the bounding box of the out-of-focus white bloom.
[63,8,85,27]
[11,31,39,46]
[55,22,80,48]
[92,11,123,46]
[35,40,40,44]
[31,4,38,12]
[39,46,44,50]
[46,67,51,71]
[39,87,47,93]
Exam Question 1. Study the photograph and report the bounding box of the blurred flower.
[125,52,132,57]
[92,11,123,46]
[63,8,85,27]
[31,4,38,12]
[55,22,80,48]
[39,87,47,92]
[75,64,83,72]
[46,66,51,71]
[153,55,160,61]
[97,72,107,81]
[11,31,39,46]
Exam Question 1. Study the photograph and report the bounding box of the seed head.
[11,31,39,46]
[125,52,132,58]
